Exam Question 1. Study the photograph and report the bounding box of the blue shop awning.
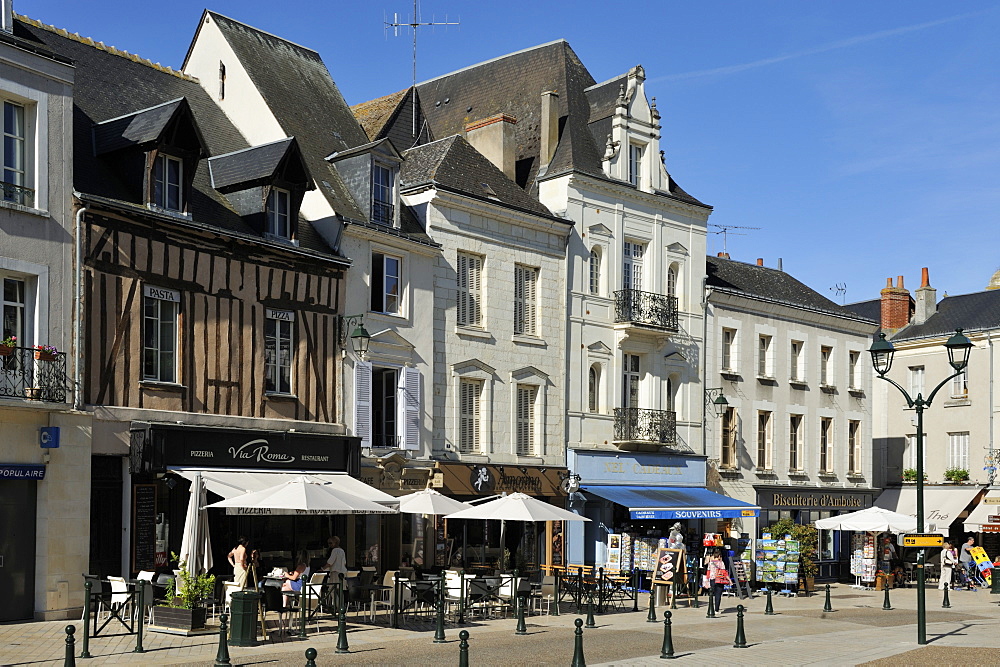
[583,485,759,520]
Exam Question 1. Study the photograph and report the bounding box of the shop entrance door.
[0,479,37,621]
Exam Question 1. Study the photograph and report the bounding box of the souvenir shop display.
[606,534,622,570]
[754,533,800,592]
[849,533,877,589]
[619,533,633,571]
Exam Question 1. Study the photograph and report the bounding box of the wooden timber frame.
[79,200,349,423]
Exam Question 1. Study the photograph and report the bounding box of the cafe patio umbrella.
[179,472,213,575]
[204,476,397,515]
[398,488,473,515]
[814,506,929,534]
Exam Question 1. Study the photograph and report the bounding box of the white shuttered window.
[457,252,483,327]
[354,361,373,448]
[459,379,482,453]
[514,264,538,336]
[516,384,537,456]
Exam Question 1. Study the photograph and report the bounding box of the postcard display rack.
[755,534,800,595]
[850,533,877,589]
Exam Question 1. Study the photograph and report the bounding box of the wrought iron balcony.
[0,346,69,403]
[1,181,35,208]
[614,407,677,445]
[614,289,678,331]
[372,200,395,225]
[371,433,403,449]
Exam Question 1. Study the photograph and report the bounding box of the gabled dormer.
[327,138,402,228]
[208,137,313,243]
[93,97,207,216]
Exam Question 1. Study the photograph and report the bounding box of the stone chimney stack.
[465,114,517,180]
[880,275,913,331]
[539,91,560,172]
[913,267,937,325]
[2,0,13,33]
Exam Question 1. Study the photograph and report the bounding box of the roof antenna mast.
[385,1,460,138]
[708,224,761,256]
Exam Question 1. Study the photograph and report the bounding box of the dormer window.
[628,143,643,187]
[152,154,183,211]
[372,162,395,225]
[266,187,291,239]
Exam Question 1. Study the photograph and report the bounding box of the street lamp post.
[869,328,973,645]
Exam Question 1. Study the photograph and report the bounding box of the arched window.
[588,364,600,412]
[667,264,678,299]
[589,247,602,295]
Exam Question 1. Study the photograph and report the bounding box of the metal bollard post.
[577,568,584,614]
[304,647,317,667]
[458,569,466,624]
[64,625,76,667]
[553,570,561,616]
[515,594,528,635]
[133,580,146,654]
[670,581,677,610]
[632,568,640,612]
[585,591,596,628]
[598,567,605,614]
[823,584,834,612]
[942,582,951,609]
[571,618,586,667]
[706,590,716,619]
[336,600,350,654]
[647,584,657,622]
[459,629,470,667]
[764,587,774,615]
[214,613,231,666]
[660,610,675,659]
[297,584,308,638]
[883,581,893,610]
[433,576,447,644]
[338,572,345,615]
[692,561,701,609]
[80,580,92,659]
[392,575,400,629]
[733,604,748,648]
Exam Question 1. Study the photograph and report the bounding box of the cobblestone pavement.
[1,585,998,665]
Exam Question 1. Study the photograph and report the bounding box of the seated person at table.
[281,551,311,605]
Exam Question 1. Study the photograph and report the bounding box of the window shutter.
[526,268,537,335]
[354,360,372,448]
[470,255,481,326]
[457,253,468,325]
[398,366,421,451]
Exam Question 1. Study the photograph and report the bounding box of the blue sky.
[20,1,1000,304]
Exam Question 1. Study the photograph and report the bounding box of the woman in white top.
[939,542,958,590]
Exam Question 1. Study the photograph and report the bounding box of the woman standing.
[939,542,958,590]
[228,536,250,588]
[706,549,730,613]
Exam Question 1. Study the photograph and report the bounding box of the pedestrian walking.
[706,548,730,613]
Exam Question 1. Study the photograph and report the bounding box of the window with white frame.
[848,420,861,474]
[266,187,291,239]
[948,432,970,471]
[667,264,678,299]
[456,252,483,328]
[722,328,737,372]
[757,410,773,470]
[820,346,833,386]
[152,153,183,212]
[721,407,737,468]
[622,353,640,409]
[372,162,395,225]
[790,340,803,381]
[666,376,676,413]
[909,366,925,397]
[758,335,772,378]
[513,264,538,336]
[371,251,401,315]
[2,277,26,347]
[849,350,860,389]
[515,384,537,456]
[589,247,601,295]
[628,143,643,186]
[354,361,420,450]
[459,378,482,453]
[789,414,803,471]
[622,241,644,292]
[264,309,293,394]
[952,369,968,398]
[142,285,179,383]
[819,417,833,473]
[2,100,31,206]
[588,364,600,413]
[372,367,398,448]
[904,434,927,471]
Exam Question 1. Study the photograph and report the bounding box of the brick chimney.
[465,114,517,180]
[913,267,937,325]
[880,275,913,331]
[539,91,560,173]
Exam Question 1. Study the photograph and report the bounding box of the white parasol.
[204,476,397,515]
[179,472,213,575]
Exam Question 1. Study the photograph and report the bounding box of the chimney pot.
[717,252,730,259]
[756,258,764,266]
[886,278,893,288]
[897,275,904,289]
[921,267,930,288]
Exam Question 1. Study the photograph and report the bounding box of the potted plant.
[34,344,58,361]
[902,468,926,482]
[944,468,970,483]
[154,553,216,631]
[767,517,819,593]
[0,335,15,356]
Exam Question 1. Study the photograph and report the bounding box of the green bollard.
[553,570,561,616]
[577,568,584,614]
[133,580,146,654]
[706,591,716,619]
[764,587,774,615]
[298,584,308,638]
[64,625,76,667]
[883,582,893,610]
[571,618,586,667]
[433,577,447,644]
[458,569,467,624]
[214,613,231,666]
[659,610,676,659]
[823,584,834,612]
[632,568,640,612]
[585,591,596,628]
[515,594,528,635]
[459,630,470,667]
[336,601,350,653]
[304,647,317,667]
[733,604,748,648]
[942,582,951,609]
[647,584,657,622]
[80,580,92,659]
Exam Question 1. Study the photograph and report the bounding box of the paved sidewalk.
[1,584,997,665]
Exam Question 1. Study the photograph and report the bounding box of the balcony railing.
[372,200,395,225]
[0,346,69,403]
[1,181,35,208]
[614,289,678,331]
[614,407,677,445]
[371,433,403,449]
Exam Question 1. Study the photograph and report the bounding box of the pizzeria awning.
[963,490,1000,533]
[873,486,981,530]
[583,485,759,520]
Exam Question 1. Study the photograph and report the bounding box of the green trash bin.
[228,590,261,647]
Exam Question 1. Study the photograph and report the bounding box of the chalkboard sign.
[133,484,157,571]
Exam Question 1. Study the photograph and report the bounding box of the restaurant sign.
[437,462,567,497]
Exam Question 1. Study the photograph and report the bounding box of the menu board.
[755,535,799,585]
[132,484,157,571]
[652,547,684,585]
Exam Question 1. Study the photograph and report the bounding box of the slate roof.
[199,11,370,222]
[893,289,1000,341]
[352,89,409,141]
[209,137,308,191]
[707,255,877,324]
[93,98,195,155]
[401,135,566,222]
[843,298,881,325]
[14,16,340,259]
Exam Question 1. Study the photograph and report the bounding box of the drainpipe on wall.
[73,203,89,411]
[990,332,995,486]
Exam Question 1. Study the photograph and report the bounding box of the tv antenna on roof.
[385,1,460,138]
[708,224,761,255]
[830,282,847,305]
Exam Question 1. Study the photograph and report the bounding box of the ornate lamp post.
[869,328,972,645]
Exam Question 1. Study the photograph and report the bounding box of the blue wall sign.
[569,450,706,486]
[0,464,46,480]
[39,426,60,448]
